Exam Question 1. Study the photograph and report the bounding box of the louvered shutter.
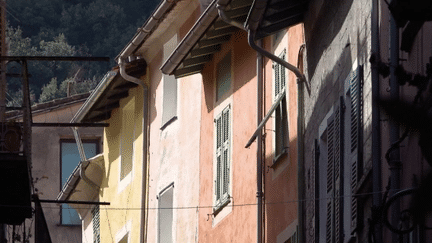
[273,50,286,98]
[314,139,320,243]
[215,115,223,205]
[92,205,100,243]
[348,67,362,232]
[222,107,230,200]
[326,100,343,243]
[215,105,231,208]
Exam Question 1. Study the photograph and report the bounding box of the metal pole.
[389,3,401,242]
[371,0,383,241]
[256,39,263,243]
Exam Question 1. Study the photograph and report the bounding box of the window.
[92,205,100,243]
[60,140,98,225]
[161,35,178,128]
[158,184,173,243]
[216,52,231,101]
[214,104,231,212]
[315,66,363,243]
[273,50,288,162]
[119,97,135,189]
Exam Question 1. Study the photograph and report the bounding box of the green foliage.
[38,77,97,103]
[5,0,158,104]
[6,25,79,98]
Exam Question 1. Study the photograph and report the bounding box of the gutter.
[115,0,179,64]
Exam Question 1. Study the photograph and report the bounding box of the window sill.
[271,147,289,168]
[213,197,231,215]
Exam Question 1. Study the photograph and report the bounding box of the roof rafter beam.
[174,65,204,78]
[94,101,120,112]
[182,55,213,68]
[190,45,222,58]
[199,35,231,48]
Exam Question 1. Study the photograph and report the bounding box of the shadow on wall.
[304,0,354,81]
[201,30,257,113]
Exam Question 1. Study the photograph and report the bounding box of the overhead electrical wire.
[0,188,415,211]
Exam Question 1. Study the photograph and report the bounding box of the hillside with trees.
[5,0,157,105]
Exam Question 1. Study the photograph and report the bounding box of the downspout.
[217,3,307,243]
[389,4,401,242]
[256,39,264,243]
[297,44,306,243]
[118,55,149,243]
[371,0,383,241]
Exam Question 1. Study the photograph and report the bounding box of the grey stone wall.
[302,0,373,242]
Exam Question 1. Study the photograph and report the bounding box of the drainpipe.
[371,0,383,241]
[389,3,401,242]
[118,55,150,243]
[216,4,307,243]
[256,39,264,243]
[297,44,306,243]
[247,31,306,84]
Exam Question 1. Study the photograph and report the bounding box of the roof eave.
[160,0,220,75]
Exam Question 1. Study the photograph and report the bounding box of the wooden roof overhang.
[72,59,146,123]
[161,0,309,78]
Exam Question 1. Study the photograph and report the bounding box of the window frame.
[59,139,99,226]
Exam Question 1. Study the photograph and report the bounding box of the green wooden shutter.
[222,107,230,200]
[273,50,286,98]
[215,105,231,208]
[215,115,223,204]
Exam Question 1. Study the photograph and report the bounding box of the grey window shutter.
[162,74,177,127]
[314,139,320,243]
[349,66,363,232]
[326,100,343,243]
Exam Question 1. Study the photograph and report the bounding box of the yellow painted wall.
[99,86,145,243]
